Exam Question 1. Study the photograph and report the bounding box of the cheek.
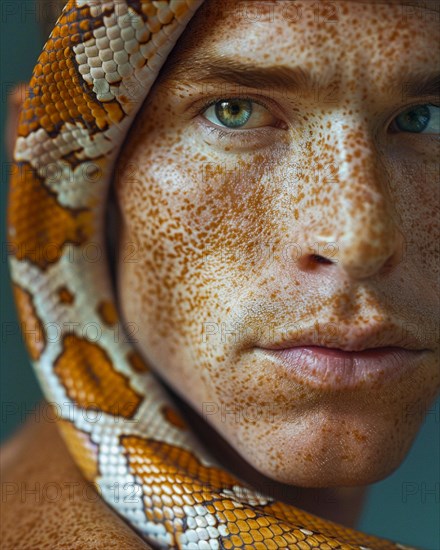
[377,151,439,291]
[114,121,298,414]
[115,126,283,335]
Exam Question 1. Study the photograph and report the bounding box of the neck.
[163,380,368,529]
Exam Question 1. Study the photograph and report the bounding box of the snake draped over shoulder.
[7,1,420,549]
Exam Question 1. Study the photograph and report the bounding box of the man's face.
[115,0,439,487]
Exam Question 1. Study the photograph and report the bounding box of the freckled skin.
[116,0,440,492]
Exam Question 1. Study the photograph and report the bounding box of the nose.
[297,122,404,280]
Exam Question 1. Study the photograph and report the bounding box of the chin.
[242,444,410,489]
[219,411,419,489]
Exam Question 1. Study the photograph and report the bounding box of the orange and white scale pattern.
[7,1,419,548]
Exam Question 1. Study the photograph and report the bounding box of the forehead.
[168,0,439,80]
[193,0,440,30]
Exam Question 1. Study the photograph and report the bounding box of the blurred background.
[0,2,438,548]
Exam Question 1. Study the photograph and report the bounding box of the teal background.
[0,2,438,549]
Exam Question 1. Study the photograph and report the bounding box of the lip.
[255,346,427,391]
[257,321,427,353]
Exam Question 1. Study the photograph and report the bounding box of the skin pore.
[114,0,440,527]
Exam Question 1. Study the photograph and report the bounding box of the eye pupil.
[215,99,253,128]
[395,105,431,133]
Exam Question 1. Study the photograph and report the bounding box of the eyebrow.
[158,53,440,101]
[158,54,329,92]
[398,72,440,100]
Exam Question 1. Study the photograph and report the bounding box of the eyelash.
[193,94,281,143]
[388,102,440,134]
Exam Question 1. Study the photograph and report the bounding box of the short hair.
[37,0,66,39]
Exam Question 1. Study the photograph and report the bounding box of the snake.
[6,1,422,549]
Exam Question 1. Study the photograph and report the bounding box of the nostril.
[297,253,335,272]
[310,254,333,265]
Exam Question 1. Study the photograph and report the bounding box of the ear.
[5,83,27,161]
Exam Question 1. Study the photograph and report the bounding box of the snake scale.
[7,1,420,548]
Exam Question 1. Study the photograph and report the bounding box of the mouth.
[255,324,430,391]
[255,346,428,391]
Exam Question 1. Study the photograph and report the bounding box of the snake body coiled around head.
[7,1,420,548]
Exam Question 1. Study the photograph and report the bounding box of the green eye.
[201,97,277,131]
[214,99,253,128]
[392,104,440,134]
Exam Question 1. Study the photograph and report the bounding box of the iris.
[215,99,253,128]
[394,104,439,134]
